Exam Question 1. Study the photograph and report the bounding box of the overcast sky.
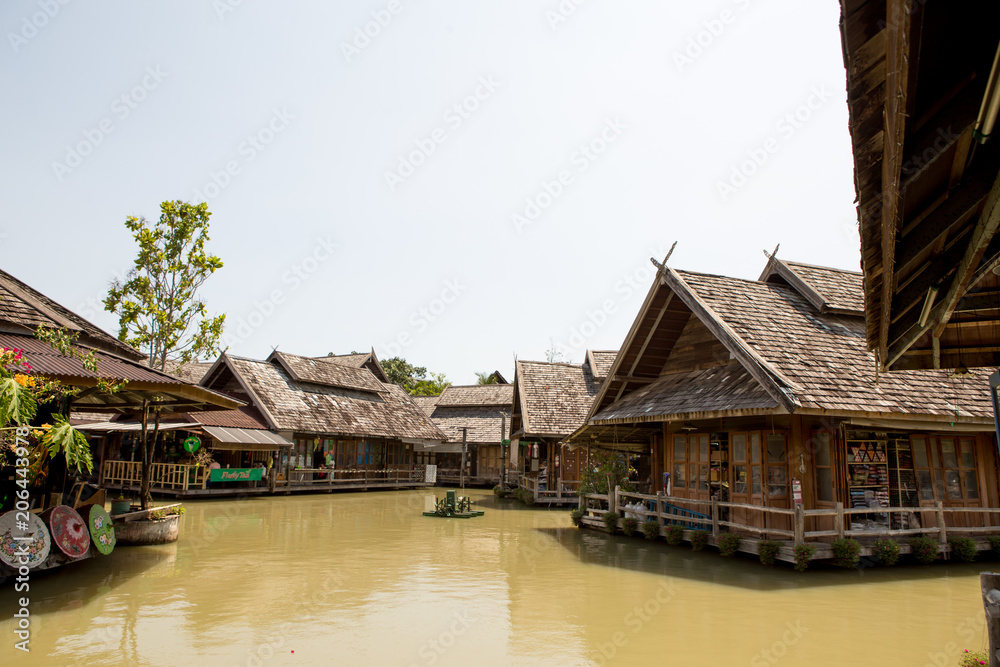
[0,0,859,385]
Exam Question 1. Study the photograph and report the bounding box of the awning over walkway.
[202,426,293,450]
[75,421,201,432]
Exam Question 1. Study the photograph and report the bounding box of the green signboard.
[209,468,263,482]
[183,436,201,453]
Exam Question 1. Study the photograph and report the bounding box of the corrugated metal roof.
[202,425,292,447]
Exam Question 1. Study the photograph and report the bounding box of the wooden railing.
[282,468,424,488]
[102,460,207,491]
[520,475,580,503]
[581,487,1000,546]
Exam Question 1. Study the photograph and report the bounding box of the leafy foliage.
[104,200,225,371]
[602,510,618,534]
[909,536,939,564]
[579,450,636,495]
[831,538,862,568]
[381,357,428,392]
[989,535,1000,559]
[960,649,989,666]
[642,519,661,540]
[493,485,508,499]
[758,540,780,566]
[380,357,450,395]
[570,508,585,526]
[665,524,684,546]
[689,530,710,551]
[621,517,639,537]
[412,372,450,396]
[0,376,37,426]
[872,538,900,566]
[717,532,742,558]
[545,338,567,363]
[475,371,498,385]
[949,536,978,562]
[40,415,93,473]
[793,544,816,571]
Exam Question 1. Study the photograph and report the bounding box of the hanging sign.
[792,478,803,506]
[183,436,201,453]
[210,467,263,482]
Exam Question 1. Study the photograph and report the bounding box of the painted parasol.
[41,505,90,559]
[0,509,51,569]
[81,504,116,555]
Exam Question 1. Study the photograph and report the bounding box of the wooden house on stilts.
[569,254,1000,562]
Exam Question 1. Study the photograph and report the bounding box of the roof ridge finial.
[649,241,678,273]
[763,243,780,261]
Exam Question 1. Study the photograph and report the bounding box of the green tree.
[579,450,635,495]
[104,200,226,508]
[412,372,450,396]
[381,357,428,393]
[105,201,225,372]
[475,371,498,385]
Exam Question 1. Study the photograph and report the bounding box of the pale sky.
[0,1,860,385]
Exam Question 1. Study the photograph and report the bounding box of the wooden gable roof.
[581,256,994,438]
[206,353,446,442]
[436,384,513,407]
[841,0,1000,370]
[509,351,609,440]
[0,268,143,361]
[269,350,384,393]
[315,348,390,383]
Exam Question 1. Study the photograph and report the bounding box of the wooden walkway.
[580,487,1000,563]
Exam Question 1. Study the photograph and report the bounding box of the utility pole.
[459,427,468,489]
[499,411,507,490]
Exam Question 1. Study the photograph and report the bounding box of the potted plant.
[110,493,132,516]
[114,505,186,545]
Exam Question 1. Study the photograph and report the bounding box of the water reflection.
[0,490,988,666]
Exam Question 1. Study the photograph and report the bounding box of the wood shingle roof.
[225,355,445,441]
[512,353,606,439]
[436,384,513,407]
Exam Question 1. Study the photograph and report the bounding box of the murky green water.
[0,490,991,666]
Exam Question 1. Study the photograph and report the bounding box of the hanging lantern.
[555,455,560,467]
[532,444,539,459]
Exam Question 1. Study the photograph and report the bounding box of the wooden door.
[764,432,790,532]
[911,434,983,527]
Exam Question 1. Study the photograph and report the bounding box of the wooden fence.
[102,460,207,491]
[581,486,1000,547]
[281,468,425,488]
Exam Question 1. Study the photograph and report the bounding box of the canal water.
[0,490,990,666]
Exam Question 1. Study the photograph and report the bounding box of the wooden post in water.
[459,428,468,490]
[936,501,948,548]
[835,502,844,539]
[981,572,1000,667]
[793,505,805,548]
[613,485,621,517]
[711,498,719,538]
